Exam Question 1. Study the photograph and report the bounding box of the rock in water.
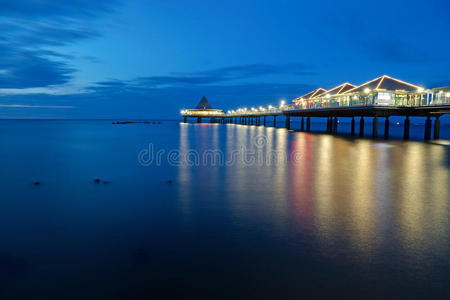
[93,178,101,183]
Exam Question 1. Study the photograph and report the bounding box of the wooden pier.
[181,76,450,141]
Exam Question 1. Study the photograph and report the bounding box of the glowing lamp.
[326,94,331,99]
[364,88,371,94]
[417,87,424,93]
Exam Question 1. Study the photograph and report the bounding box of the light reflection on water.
[178,123,450,292]
[0,120,448,297]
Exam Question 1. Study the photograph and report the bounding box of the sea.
[0,119,449,299]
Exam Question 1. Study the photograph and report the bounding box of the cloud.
[0,0,117,89]
[0,104,74,108]
[95,64,313,90]
[363,39,435,64]
[428,79,450,88]
[0,82,315,119]
[0,45,74,88]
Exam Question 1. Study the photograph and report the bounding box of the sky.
[0,0,449,119]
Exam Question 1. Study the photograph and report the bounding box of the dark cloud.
[0,82,315,119]
[0,0,116,89]
[428,79,450,88]
[0,0,117,18]
[95,64,313,90]
[0,46,74,88]
[363,39,436,64]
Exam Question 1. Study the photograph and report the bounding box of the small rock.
[93,178,101,183]
[167,180,173,184]
[34,181,40,185]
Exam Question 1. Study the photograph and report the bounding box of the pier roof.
[299,88,327,100]
[196,96,213,109]
[344,75,420,94]
[321,83,356,97]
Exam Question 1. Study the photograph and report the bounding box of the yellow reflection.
[349,140,376,255]
[178,123,193,219]
[397,143,449,260]
[313,135,335,243]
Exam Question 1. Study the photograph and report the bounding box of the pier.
[181,75,450,141]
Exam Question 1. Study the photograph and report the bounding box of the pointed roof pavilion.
[196,96,213,109]
[344,75,421,94]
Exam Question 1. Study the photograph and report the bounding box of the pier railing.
[224,91,450,116]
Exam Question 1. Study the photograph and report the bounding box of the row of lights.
[226,100,287,115]
[182,87,445,115]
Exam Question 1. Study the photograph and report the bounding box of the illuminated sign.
[377,93,391,100]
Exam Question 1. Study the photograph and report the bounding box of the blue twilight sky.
[0,0,449,119]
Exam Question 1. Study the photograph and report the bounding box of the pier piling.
[372,117,378,138]
[301,117,304,131]
[359,117,364,137]
[333,117,338,134]
[434,116,440,140]
[384,117,390,139]
[306,117,311,132]
[424,116,432,140]
[403,116,410,140]
[286,116,291,130]
[351,117,355,136]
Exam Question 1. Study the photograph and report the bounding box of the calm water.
[0,120,449,299]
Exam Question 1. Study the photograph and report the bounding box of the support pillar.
[384,117,389,139]
[326,117,331,133]
[306,117,311,132]
[301,117,304,131]
[359,117,364,137]
[403,116,410,140]
[197,117,202,123]
[333,117,338,134]
[351,117,355,136]
[183,116,187,123]
[372,117,379,138]
[263,116,266,126]
[273,116,277,127]
[434,116,440,140]
[286,116,291,130]
[424,116,432,140]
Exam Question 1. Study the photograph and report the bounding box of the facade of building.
[291,75,450,109]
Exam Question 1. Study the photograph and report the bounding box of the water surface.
[0,120,449,299]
